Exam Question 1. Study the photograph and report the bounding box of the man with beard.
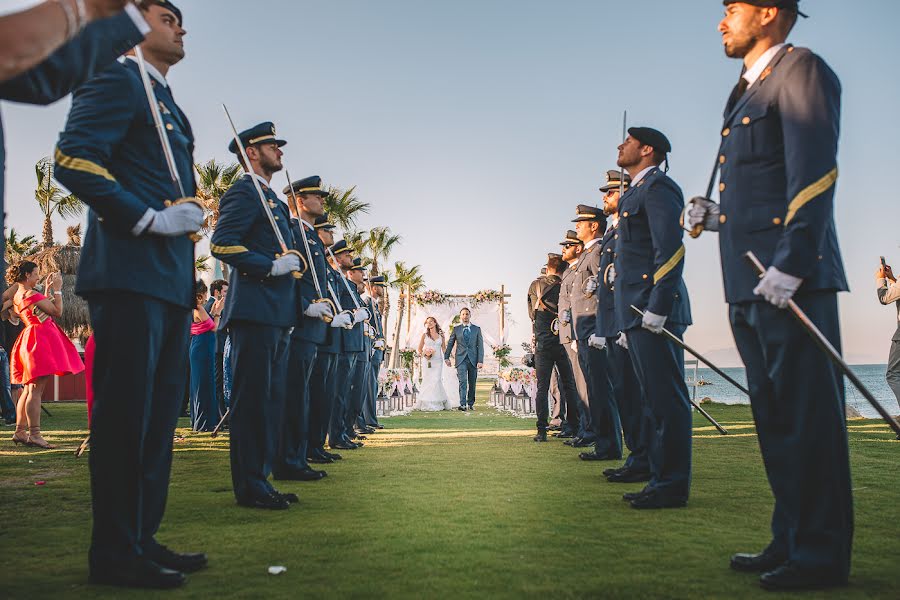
[614,127,692,510]
[54,1,205,588]
[212,122,300,510]
[555,230,583,439]
[687,0,852,590]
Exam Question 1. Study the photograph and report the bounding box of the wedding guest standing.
[686,1,852,589]
[205,279,228,414]
[556,231,583,439]
[7,262,84,448]
[211,122,300,510]
[189,280,218,432]
[527,253,578,442]
[615,126,692,510]
[54,1,206,588]
[593,170,650,481]
[875,260,900,413]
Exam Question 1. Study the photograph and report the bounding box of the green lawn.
[1,381,898,599]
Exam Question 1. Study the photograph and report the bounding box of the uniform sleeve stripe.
[784,167,838,225]
[211,243,249,255]
[653,244,685,284]
[54,148,116,182]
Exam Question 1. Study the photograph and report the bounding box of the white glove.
[584,275,599,296]
[588,334,606,350]
[146,201,203,237]
[753,266,803,309]
[615,332,628,350]
[687,196,721,232]
[560,309,571,325]
[641,310,667,334]
[270,253,301,277]
[330,312,353,328]
[607,264,617,285]
[374,339,386,350]
[304,302,334,320]
[353,307,371,324]
[570,341,578,352]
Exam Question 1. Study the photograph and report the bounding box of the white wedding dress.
[414,335,453,411]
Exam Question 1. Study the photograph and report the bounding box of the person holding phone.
[876,256,900,418]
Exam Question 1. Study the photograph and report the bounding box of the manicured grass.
[0,381,898,599]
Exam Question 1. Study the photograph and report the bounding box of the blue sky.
[3,0,899,363]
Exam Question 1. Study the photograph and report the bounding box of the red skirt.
[11,319,85,385]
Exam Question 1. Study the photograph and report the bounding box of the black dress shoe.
[277,492,300,504]
[533,432,547,442]
[554,431,575,438]
[237,491,290,510]
[563,437,580,446]
[145,544,207,573]
[457,406,467,411]
[571,438,596,448]
[330,442,357,450]
[603,466,626,477]
[90,557,185,589]
[468,405,475,411]
[622,487,652,502]
[759,562,847,591]
[307,454,334,464]
[730,547,787,573]
[273,467,327,481]
[629,491,687,510]
[606,468,652,483]
[547,424,561,431]
[579,451,618,461]
[323,450,343,460]
[369,424,384,430]
[360,427,376,434]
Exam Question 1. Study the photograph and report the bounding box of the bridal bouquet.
[423,347,435,368]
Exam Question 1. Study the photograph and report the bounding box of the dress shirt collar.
[583,237,601,251]
[743,43,787,88]
[300,218,314,230]
[629,165,656,188]
[125,55,167,88]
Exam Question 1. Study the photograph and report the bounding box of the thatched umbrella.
[29,225,90,347]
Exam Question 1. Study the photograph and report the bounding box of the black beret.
[628,126,671,154]
[723,0,807,18]
[152,0,182,26]
[228,121,287,155]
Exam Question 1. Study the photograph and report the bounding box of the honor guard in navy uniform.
[527,253,579,442]
[614,126,692,509]
[54,2,206,588]
[687,1,852,589]
[308,214,353,459]
[594,171,650,481]
[571,205,622,459]
[1,5,148,273]
[346,258,373,437]
[555,231,583,438]
[328,241,370,449]
[274,176,334,482]
[363,276,388,429]
[211,122,301,510]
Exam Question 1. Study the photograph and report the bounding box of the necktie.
[464,326,470,341]
[725,76,749,115]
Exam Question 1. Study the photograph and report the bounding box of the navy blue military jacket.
[595,224,620,337]
[318,261,345,354]
[368,297,385,364]
[1,11,144,263]
[717,45,848,303]
[338,276,364,353]
[211,176,298,329]
[56,57,196,308]
[614,168,692,330]
[289,219,328,345]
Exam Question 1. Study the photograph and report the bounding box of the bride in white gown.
[414,317,454,411]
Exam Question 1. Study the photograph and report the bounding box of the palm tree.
[324,185,369,231]
[195,159,242,233]
[388,261,424,368]
[35,157,83,248]
[195,254,212,273]
[343,229,368,257]
[4,229,39,263]
[364,226,402,276]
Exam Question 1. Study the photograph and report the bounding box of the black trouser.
[564,343,590,437]
[730,294,852,578]
[87,293,189,568]
[607,337,648,471]
[331,352,359,444]
[577,340,621,457]
[215,350,226,414]
[886,328,900,411]
[364,350,384,426]
[534,340,578,432]
[228,321,290,502]
[309,351,337,450]
[347,355,369,432]
[275,337,317,474]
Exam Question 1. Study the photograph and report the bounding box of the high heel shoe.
[27,428,56,449]
[11,428,29,446]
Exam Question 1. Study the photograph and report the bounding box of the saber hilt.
[222,104,306,280]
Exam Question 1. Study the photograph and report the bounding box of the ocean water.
[687,363,898,419]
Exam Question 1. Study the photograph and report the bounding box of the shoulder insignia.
[760,66,772,82]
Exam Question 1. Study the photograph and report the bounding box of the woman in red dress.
[7,261,84,448]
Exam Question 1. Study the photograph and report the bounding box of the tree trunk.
[390,293,406,368]
[42,215,53,248]
[381,291,391,339]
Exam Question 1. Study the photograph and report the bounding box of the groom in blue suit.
[444,308,484,411]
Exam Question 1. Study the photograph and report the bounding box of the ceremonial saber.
[283,170,336,321]
[133,47,201,242]
[744,252,900,436]
[221,104,306,280]
[681,144,723,239]
[629,305,732,435]
[619,111,626,198]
